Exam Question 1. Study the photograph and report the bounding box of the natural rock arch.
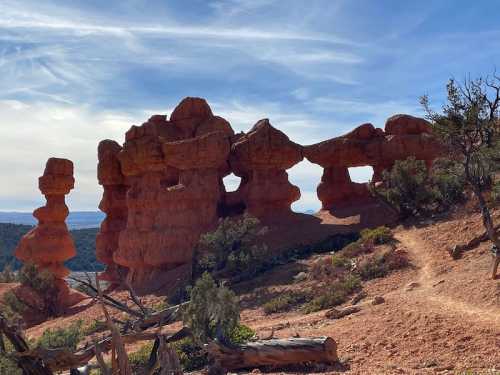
[94,99,441,295]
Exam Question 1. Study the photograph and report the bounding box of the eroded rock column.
[14,158,85,311]
[229,119,303,220]
[96,140,128,285]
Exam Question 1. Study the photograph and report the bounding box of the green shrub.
[331,254,351,269]
[195,214,268,280]
[18,263,55,292]
[83,319,108,335]
[229,324,256,344]
[263,291,309,314]
[374,157,467,217]
[0,340,22,375]
[303,274,361,313]
[340,241,365,258]
[357,250,408,280]
[183,272,240,345]
[2,290,27,321]
[360,226,393,245]
[171,338,207,372]
[128,342,153,371]
[376,157,434,216]
[127,326,253,373]
[431,158,466,207]
[0,263,17,283]
[492,180,500,203]
[1,264,62,320]
[36,320,84,351]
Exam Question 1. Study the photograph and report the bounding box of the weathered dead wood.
[207,336,338,371]
[455,224,500,252]
[69,275,144,319]
[0,314,53,374]
[96,275,133,375]
[13,327,193,372]
[157,337,183,375]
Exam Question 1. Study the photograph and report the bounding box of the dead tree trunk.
[207,336,338,371]
[0,314,53,375]
[473,186,500,279]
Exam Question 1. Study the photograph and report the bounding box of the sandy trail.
[395,229,500,325]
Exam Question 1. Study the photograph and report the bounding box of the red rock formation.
[96,97,442,295]
[96,140,128,285]
[228,119,303,220]
[105,98,234,294]
[14,158,85,311]
[304,118,441,210]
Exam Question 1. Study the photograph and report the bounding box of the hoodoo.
[14,158,85,312]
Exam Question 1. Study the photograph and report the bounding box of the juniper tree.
[420,72,500,278]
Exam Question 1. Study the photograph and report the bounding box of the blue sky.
[0,0,499,212]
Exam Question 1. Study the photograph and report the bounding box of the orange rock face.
[96,98,441,295]
[227,119,303,220]
[96,98,234,294]
[96,140,128,284]
[304,118,441,209]
[14,158,85,311]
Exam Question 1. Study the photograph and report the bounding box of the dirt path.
[395,229,500,325]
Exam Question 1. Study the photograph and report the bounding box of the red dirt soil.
[3,207,499,375]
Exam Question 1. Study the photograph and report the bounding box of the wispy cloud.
[1,0,499,211]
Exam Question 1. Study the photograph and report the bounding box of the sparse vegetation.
[0,263,17,283]
[83,319,108,336]
[357,250,409,280]
[372,157,467,218]
[195,214,268,280]
[2,263,61,318]
[421,73,500,278]
[183,272,241,344]
[360,226,394,245]
[36,319,84,351]
[303,274,361,313]
[0,340,22,375]
[491,180,500,204]
[263,290,310,314]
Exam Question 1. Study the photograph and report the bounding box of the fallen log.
[207,336,338,371]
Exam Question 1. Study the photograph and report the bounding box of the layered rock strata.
[304,116,441,209]
[96,99,441,295]
[14,158,85,312]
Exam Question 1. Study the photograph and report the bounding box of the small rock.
[293,271,307,282]
[406,282,421,291]
[449,244,463,259]
[371,296,385,305]
[325,305,361,319]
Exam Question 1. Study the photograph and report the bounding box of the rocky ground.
[235,209,500,375]
[2,208,499,375]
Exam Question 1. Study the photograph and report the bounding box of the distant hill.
[0,211,105,229]
[0,223,103,272]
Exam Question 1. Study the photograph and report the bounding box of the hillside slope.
[237,211,500,374]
